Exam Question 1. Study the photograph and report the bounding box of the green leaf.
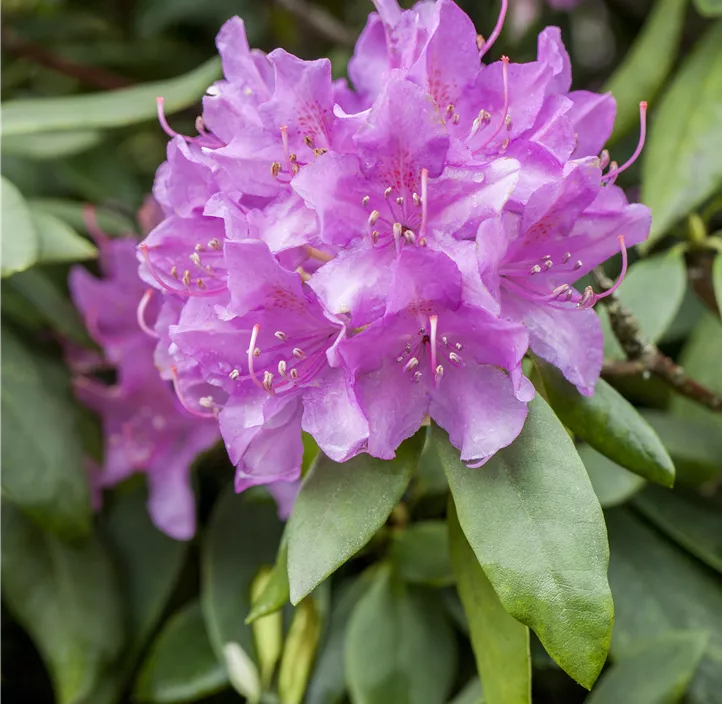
[287,433,422,604]
[578,445,646,508]
[345,566,457,704]
[1,325,91,538]
[606,508,722,704]
[434,396,614,690]
[1,130,103,159]
[587,631,708,704]
[5,268,90,345]
[714,253,722,312]
[536,361,674,487]
[246,540,290,624]
[604,0,688,143]
[249,567,283,689]
[201,489,283,697]
[135,600,228,704]
[32,210,97,264]
[306,576,372,704]
[30,198,135,237]
[641,21,722,245]
[641,410,722,485]
[1,176,38,277]
[390,521,454,586]
[278,596,324,704]
[694,0,722,16]
[1,57,222,136]
[448,500,531,704]
[1,501,124,704]
[449,679,484,704]
[413,425,448,497]
[633,486,722,573]
[616,249,686,343]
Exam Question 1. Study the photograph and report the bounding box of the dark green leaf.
[1,501,124,704]
[201,489,283,698]
[434,396,613,689]
[32,211,97,264]
[714,253,722,312]
[1,130,103,159]
[604,0,688,143]
[641,410,722,485]
[578,445,646,508]
[536,361,674,487]
[694,0,722,16]
[1,325,91,538]
[249,567,283,689]
[633,486,722,573]
[616,249,686,343]
[278,596,323,704]
[606,509,722,704]
[30,198,135,237]
[1,57,222,136]
[413,425,448,497]
[448,500,531,704]
[641,21,722,245]
[345,566,457,704]
[135,600,228,704]
[6,268,90,345]
[287,433,422,604]
[587,631,708,704]
[390,521,454,587]
[1,176,38,277]
[306,576,372,704]
[246,540,290,624]
[449,679,484,704]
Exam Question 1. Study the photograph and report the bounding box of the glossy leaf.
[1,325,91,538]
[1,130,103,159]
[536,361,674,487]
[1,176,38,277]
[616,249,686,343]
[135,600,228,703]
[633,486,722,573]
[449,679,484,704]
[604,0,688,143]
[642,21,722,245]
[1,501,124,704]
[435,396,614,690]
[32,210,97,264]
[1,57,222,136]
[578,445,645,508]
[448,500,531,704]
[6,268,90,345]
[278,596,323,704]
[306,576,372,704]
[390,521,454,587]
[201,489,283,696]
[606,508,722,704]
[587,631,708,704]
[345,566,457,704]
[287,433,422,604]
[694,0,722,16]
[246,540,290,623]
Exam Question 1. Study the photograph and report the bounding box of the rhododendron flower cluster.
[137,0,650,494]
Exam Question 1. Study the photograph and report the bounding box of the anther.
[208,238,222,250]
[289,153,297,162]
[562,252,571,264]
[551,284,570,299]
[442,336,448,347]
[419,238,427,247]
[396,356,405,363]
[393,222,403,241]
[182,270,191,286]
[271,161,282,178]
[190,252,201,266]
[505,115,512,130]
[199,396,215,408]
[253,347,261,357]
[197,279,206,289]
[369,210,380,226]
[574,260,583,270]
[170,266,178,279]
[262,371,275,393]
[405,343,412,353]
[418,326,426,335]
[372,230,379,243]
[384,187,392,198]
[449,352,463,365]
[404,229,416,244]
[412,193,421,207]
[577,286,595,308]
[290,368,299,380]
[455,342,463,350]
[278,360,287,377]
[543,260,553,271]
[229,369,240,380]
[313,148,327,157]
[452,114,460,125]
[435,365,444,382]
[413,371,423,383]
[362,195,370,207]
[304,135,314,148]
[599,149,610,170]
[530,264,542,275]
[291,163,300,174]
[293,348,305,359]
[396,196,404,205]
[275,331,287,341]
[541,254,552,261]
[446,104,455,115]
[195,243,205,252]
[404,357,419,372]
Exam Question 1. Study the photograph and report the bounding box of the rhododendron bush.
[2,0,722,702]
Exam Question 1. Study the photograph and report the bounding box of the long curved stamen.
[247,324,266,392]
[586,235,628,306]
[170,365,217,418]
[603,102,647,182]
[82,205,110,248]
[479,0,508,59]
[474,56,510,154]
[136,289,160,339]
[156,97,182,139]
[306,245,334,262]
[139,245,218,298]
[420,168,429,240]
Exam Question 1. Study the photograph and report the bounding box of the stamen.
[208,238,222,250]
[587,235,628,305]
[404,229,416,245]
[290,368,299,380]
[369,210,380,226]
[275,331,288,341]
[455,342,463,350]
[530,264,542,275]
[479,0,508,59]
[412,192,421,207]
[574,260,583,270]
[449,352,463,365]
[562,252,571,264]
[396,196,404,206]
[474,56,510,153]
[156,97,181,139]
[404,357,419,372]
[304,135,315,148]
[435,365,444,382]
[182,270,191,286]
[247,324,265,392]
[420,168,429,239]
[362,195,370,207]
[229,369,240,380]
[384,187,392,198]
[442,336,448,348]
[271,162,282,178]
[393,222,403,253]
[263,371,275,394]
[278,360,289,378]
[413,371,423,383]
[293,348,305,359]
[603,102,647,181]
[170,366,216,418]
[199,396,215,408]
[136,289,160,339]
[599,149,610,170]
[190,252,202,267]
[280,125,290,164]
[306,245,334,262]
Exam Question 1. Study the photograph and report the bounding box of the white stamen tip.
[530,264,542,275]
[449,352,463,365]
[562,252,571,263]
[362,195,370,207]
[199,396,214,408]
[404,357,419,372]
[413,371,423,383]
[384,187,392,198]
[229,369,240,380]
[369,210,380,226]
[574,260,583,270]
[293,348,305,359]
[274,331,287,341]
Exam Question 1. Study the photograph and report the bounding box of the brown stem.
[593,267,722,412]
[2,30,132,91]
